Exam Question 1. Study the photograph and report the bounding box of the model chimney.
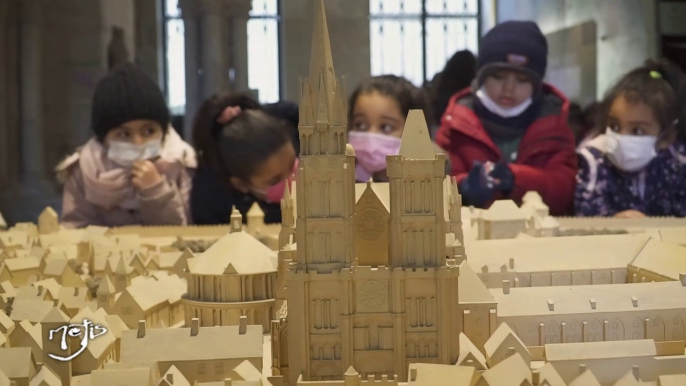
[239,316,247,335]
[547,299,554,311]
[632,296,638,307]
[137,320,146,338]
[680,273,686,286]
[509,258,515,269]
[37,285,43,296]
[502,280,510,295]
[191,318,200,336]
[579,364,586,374]
[224,378,232,386]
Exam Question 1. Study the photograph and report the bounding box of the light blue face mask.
[107,139,162,167]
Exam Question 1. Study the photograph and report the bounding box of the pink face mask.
[348,131,401,181]
[251,158,299,204]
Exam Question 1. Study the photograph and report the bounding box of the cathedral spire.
[399,109,436,160]
[308,0,336,100]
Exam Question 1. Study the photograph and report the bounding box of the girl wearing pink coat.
[57,64,196,228]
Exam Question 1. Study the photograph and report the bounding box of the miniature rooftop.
[545,339,657,361]
[492,281,686,317]
[189,220,277,276]
[119,323,263,365]
[467,233,650,273]
[630,238,686,278]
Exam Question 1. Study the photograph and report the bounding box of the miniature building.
[8,320,42,361]
[183,210,277,332]
[1,257,41,286]
[457,262,497,353]
[476,353,531,386]
[483,323,531,368]
[407,363,476,385]
[456,333,488,370]
[68,307,117,376]
[544,339,658,385]
[0,347,37,386]
[119,317,262,384]
[90,366,156,386]
[491,281,686,347]
[468,234,648,288]
[42,259,85,287]
[569,370,602,386]
[37,208,60,235]
[534,362,566,386]
[628,238,686,282]
[157,365,191,386]
[283,2,466,384]
[29,364,62,386]
[477,201,529,240]
[111,276,175,329]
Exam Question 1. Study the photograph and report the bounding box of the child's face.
[483,70,533,108]
[104,120,164,146]
[607,95,662,137]
[245,142,297,193]
[351,91,406,138]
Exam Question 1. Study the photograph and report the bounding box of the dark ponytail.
[192,92,291,182]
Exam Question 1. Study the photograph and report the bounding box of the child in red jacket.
[435,21,577,215]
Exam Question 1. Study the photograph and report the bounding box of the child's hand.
[614,210,646,219]
[132,160,163,190]
[487,162,515,194]
[459,162,495,208]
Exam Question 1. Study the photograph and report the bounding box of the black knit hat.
[476,21,548,88]
[91,64,170,140]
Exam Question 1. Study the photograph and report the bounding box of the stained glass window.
[370,0,480,86]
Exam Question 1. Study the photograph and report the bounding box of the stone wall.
[496,0,658,100]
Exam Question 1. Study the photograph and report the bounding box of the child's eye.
[608,124,619,133]
[381,124,395,134]
[354,122,368,131]
[631,127,646,136]
[117,131,130,139]
[143,127,157,137]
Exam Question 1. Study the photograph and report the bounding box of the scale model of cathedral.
[283,1,467,383]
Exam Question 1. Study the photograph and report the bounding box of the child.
[191,93,299,225]
[575,60,686,218]
[57,64,196,228]
[435,21,577,215]
[347,75,433,182]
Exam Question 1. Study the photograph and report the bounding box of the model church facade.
[283,2,467,383]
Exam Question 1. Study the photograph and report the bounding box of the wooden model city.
[2,3,686,386]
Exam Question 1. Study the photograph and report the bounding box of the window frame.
[369,0,482,84]
[161,0,284,110]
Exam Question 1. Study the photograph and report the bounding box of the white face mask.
[605,129,658,172]
[107,139,162,167]
[476,87,533,118]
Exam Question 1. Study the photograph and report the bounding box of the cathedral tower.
[294,0,355,273]
[387,110,447,268]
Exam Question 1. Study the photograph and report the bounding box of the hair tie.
[217,106,242,125]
